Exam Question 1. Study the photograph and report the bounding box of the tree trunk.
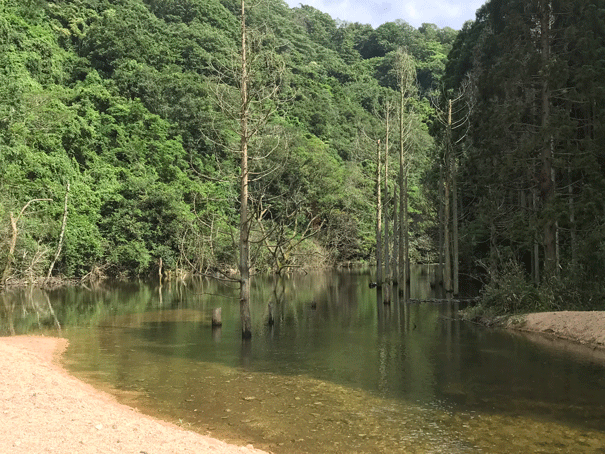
[393,184,399,286]
[452,161,459,296]
[540,0,556,277]
[398,77,405,294]
[239,0,252,339]
[384,104,391,294]
[438,164,444,287]
[2,199,52,287]
[568,167,577,267]
[2,212,18,287]
[394,47,415,297]
[489,216,497,280]
[532,188,540,285]
[376,139,382,287]
[158,257,163,284]
[450,100,459,296]
[403,171,409,298]
[47,183,70,280]
[444,169,452,294]
[212,307,223,327]
[443,100,452,295]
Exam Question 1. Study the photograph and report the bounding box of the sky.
[282,0,486,30]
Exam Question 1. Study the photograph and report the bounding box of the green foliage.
[0,0,450,281]
[443,0,605,311]
[479,259,605,316]
[480,261,543,315]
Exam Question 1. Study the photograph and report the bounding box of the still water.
[2,267,605,453]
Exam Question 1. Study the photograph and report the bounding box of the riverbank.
[464,309,605,350]
[0,335,269,454]
[506,311,605,349]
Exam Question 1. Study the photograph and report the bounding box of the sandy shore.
[507,311,605,349]
[0,336,270,454]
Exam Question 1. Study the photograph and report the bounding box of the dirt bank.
[0,336,270,454]
[506,311,605,349]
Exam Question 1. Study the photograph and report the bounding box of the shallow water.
[3,268,605,452]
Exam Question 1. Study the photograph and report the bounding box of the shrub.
[479,260,605,316]
[480,260,542,315]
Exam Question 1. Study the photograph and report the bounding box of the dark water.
[2,267,605,453]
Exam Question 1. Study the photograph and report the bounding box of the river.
[2,267,605,453]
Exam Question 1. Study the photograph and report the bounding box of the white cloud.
[284,0,486,29]
[403,2,420,23]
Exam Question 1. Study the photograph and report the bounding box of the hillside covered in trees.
[0,0,453,282]
[2,0,605,314]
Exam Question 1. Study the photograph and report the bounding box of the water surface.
[2,268,605,453]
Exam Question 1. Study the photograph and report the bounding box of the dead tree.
[2,198,52,287]
[47,183,70,281]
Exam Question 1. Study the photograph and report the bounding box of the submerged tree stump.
[212,307,222,327]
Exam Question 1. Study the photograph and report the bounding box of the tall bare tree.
[394,47,416,299]
[209,0,284,338]
[383,99,394,302]
[433,77,473,296]
[444,99,453,294]
[239,0,252,338]
[375,139,383,287]
[540,0,556,277]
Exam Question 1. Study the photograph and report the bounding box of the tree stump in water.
[212,307,222,327]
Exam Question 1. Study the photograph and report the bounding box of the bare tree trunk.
[568,167,577,267]
[403,171,409,298]
[376,139,382,287]
[443,100,453,295]
[398,84,405,295]
[394,48,415,298]
[450,100,459,296]
[2,199,52,287]
[438,164,444,287]
[2,212,19,287]
[444,168,452,294]
[47,183,70,280]
[452,161,459,295]
[489,216,497,280]
[384,105,391,302]
[555,217,560,272]
[540,0,556,277]
[239,0,252,339]
[393,184,399,286]
[384,142,390,279]
[532,188,540,285]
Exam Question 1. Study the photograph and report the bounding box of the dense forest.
[447,0,605,313]
[1,0,605,314]
[0,0,452,282]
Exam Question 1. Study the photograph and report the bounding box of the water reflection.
[2,267,605,453]
[0,287,61,334]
